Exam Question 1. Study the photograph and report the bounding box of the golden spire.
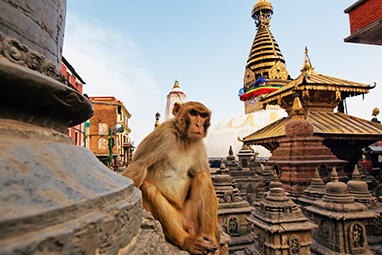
[302,47,314,72]
[173,80,180,89]
[245,0,288,82]
[154,111,161,129]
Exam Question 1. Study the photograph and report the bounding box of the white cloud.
[63,13,162,145]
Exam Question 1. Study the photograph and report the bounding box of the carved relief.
[320,220,331,242]
[269,60,288,80]
[0,32,65,83]
[288,235,301,255]
[349,222,365,253]
[223,191,233,203]
[229,217,238,234]
[254,231,265,253]
[373,215,382,235]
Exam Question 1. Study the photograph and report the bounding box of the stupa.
[307,168,376,255]
[214,161,254,254]
[347,165,382,252]
[263,115,348,197]
[247,173,317,254]
[297,168,326,218]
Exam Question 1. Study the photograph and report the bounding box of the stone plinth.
[268,119,348,197]
[307,168,375,255]
[247,174,317,255]
[214,162,253,254]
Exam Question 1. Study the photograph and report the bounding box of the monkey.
[122,101,221,255]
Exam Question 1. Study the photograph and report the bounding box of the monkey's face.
[187,109,209,140]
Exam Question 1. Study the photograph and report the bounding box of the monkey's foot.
[183,235,218,255]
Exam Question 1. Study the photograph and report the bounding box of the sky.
[62,0,382,147]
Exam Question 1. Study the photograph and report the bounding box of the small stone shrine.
[229,145,258,200]
[307,168,376,255]
[214,161,254,254]
[297,168,326,218]
[247,173,317,255]
[226,145,242,171]
[267,117,348,198]
[348,165,382,253]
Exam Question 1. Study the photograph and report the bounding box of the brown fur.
[122,102,220,255]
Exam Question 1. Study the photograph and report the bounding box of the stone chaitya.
[226,145,242,171]
[266,117,348,198]
[229,145,258,200]
[213,161,254,254]
[297,168,326,217]
[246,173,317,255]
[348,165,382,253]
[307,168,376,255]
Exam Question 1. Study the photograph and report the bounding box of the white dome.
[205,109,287,159]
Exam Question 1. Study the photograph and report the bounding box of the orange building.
[61,56,87,146]
[88,97,132,166]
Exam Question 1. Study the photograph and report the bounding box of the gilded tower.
[240,0,290,114]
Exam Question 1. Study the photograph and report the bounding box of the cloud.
[63,13,162,145]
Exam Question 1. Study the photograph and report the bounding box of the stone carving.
[288,235,301,255]
[229,218,239,234]
[320,220,331,242]
[350,223,365,249]
[254,231,265,253]
[0,32,65,83]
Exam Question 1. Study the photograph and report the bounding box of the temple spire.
[302,47,314,72]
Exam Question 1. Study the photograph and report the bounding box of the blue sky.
[63,0,382,146]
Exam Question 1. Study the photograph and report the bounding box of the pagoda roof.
[260,68,374,106]
[260,49,375,106]
[241,110,382,146]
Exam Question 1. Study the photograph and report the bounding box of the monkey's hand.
[183,235,218,255]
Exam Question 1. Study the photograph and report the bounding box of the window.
[74,131,78,145]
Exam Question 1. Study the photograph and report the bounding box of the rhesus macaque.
[122,101,221,255]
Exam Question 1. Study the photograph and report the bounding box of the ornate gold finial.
[252,0,273,27]
[302,47,313,72]
[372,108,380,116]
[154,111,161,129]
[173,80,180,88]
[291,94,304,115]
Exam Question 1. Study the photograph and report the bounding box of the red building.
[344,0,382,46]
[88,97,132,167]
[61,57,87,146]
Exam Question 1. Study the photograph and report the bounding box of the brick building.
[88,97,132,166]
[61,56,87,146]
[344,0,382,45]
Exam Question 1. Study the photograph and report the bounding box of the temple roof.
[241,110,382,149]
[259,48,375,109]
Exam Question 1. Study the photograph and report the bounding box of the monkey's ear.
[172,103,182,116]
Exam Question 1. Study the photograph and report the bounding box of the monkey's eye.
[200,113,208,118]
[190,110,197,116]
